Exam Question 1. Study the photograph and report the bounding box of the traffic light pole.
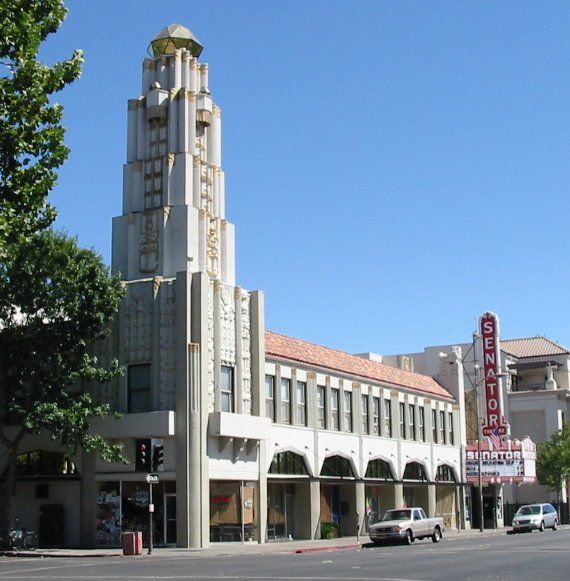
[148,481,154,555]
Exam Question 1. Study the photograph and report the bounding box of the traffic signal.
[135,439,151,472]
[152,438,164,472]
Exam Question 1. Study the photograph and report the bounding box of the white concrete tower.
[112,24,234,284]
[105,25,266,549]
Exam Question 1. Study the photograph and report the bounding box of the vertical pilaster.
[306,371,317,429]
[234,287,244,414]
[136,97,146,161]
[355,481,366,535]
[175,271,191,547]
[428,483,437,518]
[127,100,138,163]
[310,480,321,539]
[394,483,404,509]
[275,364,282,425]
[325,377,332,430]
[290,369,298,425]
[213,280,222,412]
[80,450,96,548]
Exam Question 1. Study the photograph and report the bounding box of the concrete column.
[136,97,146,161]
[191,271,211,547]
[378,388,385,437]
[290,369,298,425]
[325,378,332,430]
[178,90,189,153]
[173,50,182,90]
[200,64,209,93]
[428,483,437,518]
[275,365,282,424]
[187,92,196,156]
[339,380,346,432]
[306,371,317,429]
[213,280,222,412]
[250,291,265,417]
[168,90,178,154]
[234,287,244,414]
[190,59,199,93]
[209,106,222,167]
[250,291,266,543]
[142,58,154,94]
[353,383,362,435]
[394,483,404,509]
[310,480,321,539]
[355,481,366,536]
[158,56,168,88]
[390,393,399,440]
[175,271,191,547]
[80,450,97,547]
[127,100,138,163]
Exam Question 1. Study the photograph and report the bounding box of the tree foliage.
[536,425,570,493]
[0,0,82,256]
[0,1,125,531]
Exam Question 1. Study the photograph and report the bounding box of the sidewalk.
[0,527,513,559]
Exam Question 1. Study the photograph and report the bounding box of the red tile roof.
[265,331,453,401]
[502,337,569,359]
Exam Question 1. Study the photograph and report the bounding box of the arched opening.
[403,461,428,509]
[436,464,458,529]
[364,459,396,527]
[269,451,309,476]
[320,455,355,479]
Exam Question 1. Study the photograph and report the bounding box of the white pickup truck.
[369,507,445,545]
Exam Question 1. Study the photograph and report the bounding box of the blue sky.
[43,1,570,355]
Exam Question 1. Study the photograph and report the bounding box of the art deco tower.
[107,25,267,548]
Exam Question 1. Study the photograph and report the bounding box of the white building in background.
[0,24,468,548]
[384,334,569,527]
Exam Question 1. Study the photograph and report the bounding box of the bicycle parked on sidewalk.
[0,519,39,551]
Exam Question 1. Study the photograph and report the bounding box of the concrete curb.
[292,543,361,554]
[0,551,121,559]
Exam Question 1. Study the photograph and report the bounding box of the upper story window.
[372,396,380,435]
[296,381,307,426]
[128,364,151,413]
[12,451,78,478]
[448,411,454,446]
[384,399,392,437]
[331,388,340,431]
[221,366,234,412]
[418,406,425,442]
[439,410,446,444]
[361,394,369,435]
[280,378,291,424]
[343,391,353,432]
[269,451,309,476]
[432,408,438,443]
[265,375,275,421]
[399,402,406,439]
[409,403,417,440]
[317,385,326,429]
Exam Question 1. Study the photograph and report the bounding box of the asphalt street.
[0,529,568,580]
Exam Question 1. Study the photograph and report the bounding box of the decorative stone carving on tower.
[139,213,159,273]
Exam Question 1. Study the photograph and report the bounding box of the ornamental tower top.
[112,24,235,285]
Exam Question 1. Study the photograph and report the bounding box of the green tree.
[0,230,125,529]
[0,0,82,257]
[536,425,570,510]
[0,1,125,531]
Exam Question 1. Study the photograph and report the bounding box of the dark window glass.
[269,452,309,475]
[265,375,275,421]
[128,364,151,413]
[365,459,394,480]
[320,455,355,478]
[221,366,234,412]
[403,462,428,481]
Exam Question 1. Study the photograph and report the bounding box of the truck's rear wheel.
[404,530,414,545]
[432,527,442,543]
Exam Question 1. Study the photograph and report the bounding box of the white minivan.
[511,503,558,533]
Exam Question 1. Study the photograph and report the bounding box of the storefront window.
[210,481,258,542]
[96,482,121,546]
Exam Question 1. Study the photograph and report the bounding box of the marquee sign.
[465,437,536,484]
[479,312,509,438]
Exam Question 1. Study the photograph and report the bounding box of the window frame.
[331,388,340,431]
[343,391,353,433]
[128,364,152,413]
[361,394,369,435]
[280,377,291,424]
[265,375,275,421]
[221,365,235,412]
[296,380,307,426]
[316,385,326,429]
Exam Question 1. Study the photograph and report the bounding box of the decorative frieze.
[139,213,159,273]
[207,278,215,412]
[240,290,252,414]
[220,283,236,364]
[159,281,177,410]
[125,283,152,362]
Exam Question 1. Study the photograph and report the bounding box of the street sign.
[146,473,160,484]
